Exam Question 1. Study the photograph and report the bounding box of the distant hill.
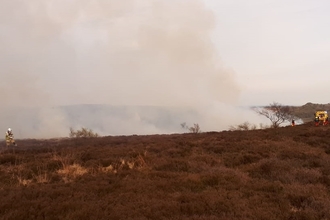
[0,105,200,138]
[291,102,330,122]
[2,102,329,138]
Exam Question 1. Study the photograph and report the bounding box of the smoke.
[0,0,264,138]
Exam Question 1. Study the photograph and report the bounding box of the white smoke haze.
[0,0,267,138]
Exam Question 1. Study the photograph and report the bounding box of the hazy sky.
[0,0,328,137]
[205,0,330,106]
[2,0,329,107]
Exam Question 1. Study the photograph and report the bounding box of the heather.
[1,122,330,219]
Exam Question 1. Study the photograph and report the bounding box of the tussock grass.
[57,163,88,183]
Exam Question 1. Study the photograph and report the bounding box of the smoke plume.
[0,0,263,138]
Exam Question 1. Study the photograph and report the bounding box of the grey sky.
[0,0,327,137]
[205,0,330,105]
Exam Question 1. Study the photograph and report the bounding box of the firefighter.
[5,128,17,147]
[315,116,320,126]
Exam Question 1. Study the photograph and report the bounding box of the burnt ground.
[1,122,330,219]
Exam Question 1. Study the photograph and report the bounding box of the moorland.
[1,121,330,219]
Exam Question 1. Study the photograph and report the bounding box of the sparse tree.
[253,102,293,128]
[229,121,257,131]
[181,122,201,134]
[189,123,201,134]
[180,122,187,129]
[69,127,99,138]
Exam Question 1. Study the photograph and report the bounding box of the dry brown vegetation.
[1,122,330,219]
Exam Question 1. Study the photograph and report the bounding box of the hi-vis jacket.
[5,131,14,140]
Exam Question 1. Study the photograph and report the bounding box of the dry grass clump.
[50,150,89,182]
[33,171,50,184]
[16,174,33,186]
[57,163,88,183]
[99,152,149,174]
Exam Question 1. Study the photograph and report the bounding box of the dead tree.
[254,102,293,128]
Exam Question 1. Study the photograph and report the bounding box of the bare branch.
[254,102,293,128]
[181,122,201,134]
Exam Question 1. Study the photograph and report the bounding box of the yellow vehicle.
[314,111,329,126]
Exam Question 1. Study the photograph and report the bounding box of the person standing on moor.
[5,128,17,147]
